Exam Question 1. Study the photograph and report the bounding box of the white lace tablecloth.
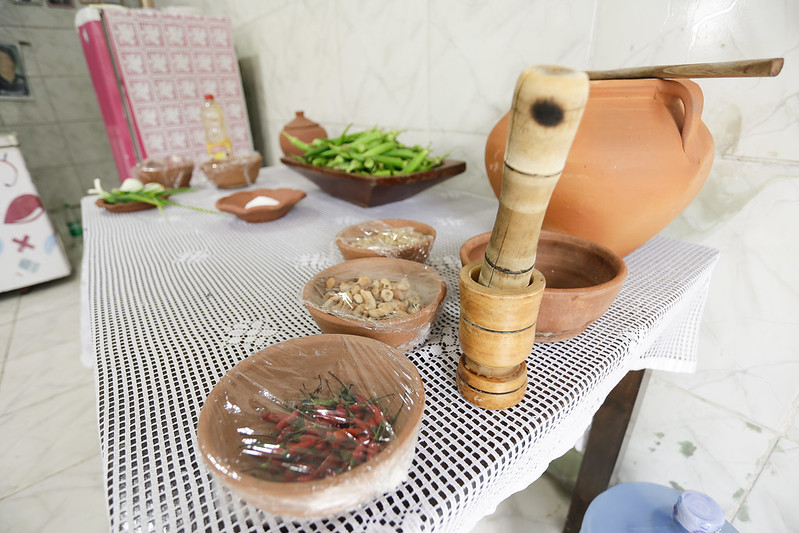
[80,165,719,532]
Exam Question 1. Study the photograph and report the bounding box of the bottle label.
[207,140,233,160]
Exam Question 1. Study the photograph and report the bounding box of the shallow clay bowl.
[302,257,447,352]
[95,198,157,213]
[335,219,436,263]
[132,155,194,188]
[197,334,425,518]
[281,156,466,207]
[201,152,263,189]
[215,188,306,223]
[460,230,627,342]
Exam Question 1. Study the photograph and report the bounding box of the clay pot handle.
[479,66,589,290]
[659,80,705,154]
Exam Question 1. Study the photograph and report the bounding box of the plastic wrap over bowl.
[201,152,263,189]
[302,257,447,351]
[335,219,436,263]
[131,155,194,189]
[196,334,425,518]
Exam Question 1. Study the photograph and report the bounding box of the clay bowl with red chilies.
[197,334,425,519]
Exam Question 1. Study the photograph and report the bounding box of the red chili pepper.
[262,411,288,423]
[352,445,366,463]
[297,435,319,448]
[275,411,298,431]
[368,404,384,425]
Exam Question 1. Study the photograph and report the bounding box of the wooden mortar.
[457,65,589,409]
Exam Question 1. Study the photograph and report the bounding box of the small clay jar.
[279,111,327,157]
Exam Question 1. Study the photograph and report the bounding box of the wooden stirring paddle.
[587,57,783,80]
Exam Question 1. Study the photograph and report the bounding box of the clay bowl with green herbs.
[335,219,436,263]
[281,126,465,207]
[197,334,425,519]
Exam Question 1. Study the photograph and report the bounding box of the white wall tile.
[0,77,57,125]
[41,75,101,122]
[429,0,594,136]
[659,170,799,431]
[591,0,799,162]
[24,27,88,78]
[17,2,77,29]
[5,123,71,169]
[233,1,342,128]
[61,119,113,164]
[335,0,429,130]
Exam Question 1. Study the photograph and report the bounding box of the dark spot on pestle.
[531,99,564,127]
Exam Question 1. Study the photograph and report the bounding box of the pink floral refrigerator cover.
[0,133,71,293]
[76,7,253,181]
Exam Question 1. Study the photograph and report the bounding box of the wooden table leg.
[562,369,648,533]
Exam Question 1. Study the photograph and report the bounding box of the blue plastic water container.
[581,482,738,532]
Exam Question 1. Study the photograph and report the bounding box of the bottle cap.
[673,491,726,533]
[204,94,214,100]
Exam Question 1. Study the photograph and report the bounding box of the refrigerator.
[75,6,253,182]
[0,133,71,293]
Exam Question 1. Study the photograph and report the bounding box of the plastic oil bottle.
[201,94,233,160]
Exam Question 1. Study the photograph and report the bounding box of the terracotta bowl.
[131,155,194,189]
[215,188,306,223]
[460,231,627,342]
[302,257,447,351]
[335,219,436,263]
[281,156,466,207]
[197,334,425,518]
[95,198,156,213]
[201,152,263,189]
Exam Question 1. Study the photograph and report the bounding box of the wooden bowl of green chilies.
[281,156,466,208]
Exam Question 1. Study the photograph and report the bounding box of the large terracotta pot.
[485,78,714,257]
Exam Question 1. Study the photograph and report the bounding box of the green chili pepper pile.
[283,126,447,177]
[242,373,399,483]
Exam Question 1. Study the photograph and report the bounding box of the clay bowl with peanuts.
[460,230,627,342]
[302,257,447,352]
[335,219,436,263]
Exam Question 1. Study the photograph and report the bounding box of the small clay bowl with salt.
[216,188,306,223]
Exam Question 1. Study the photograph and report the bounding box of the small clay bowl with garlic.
[335,219,436,263]
[215,188,306,223]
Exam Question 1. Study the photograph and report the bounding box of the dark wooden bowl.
[281,157,466,208]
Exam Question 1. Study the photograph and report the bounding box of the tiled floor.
[2,176,798,533]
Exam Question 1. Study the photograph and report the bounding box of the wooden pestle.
[479,66,590,291]
[456,66,589,409]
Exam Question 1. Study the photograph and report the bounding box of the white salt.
[245,195,280,209]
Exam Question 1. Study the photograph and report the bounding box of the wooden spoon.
[587,57,783,80]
